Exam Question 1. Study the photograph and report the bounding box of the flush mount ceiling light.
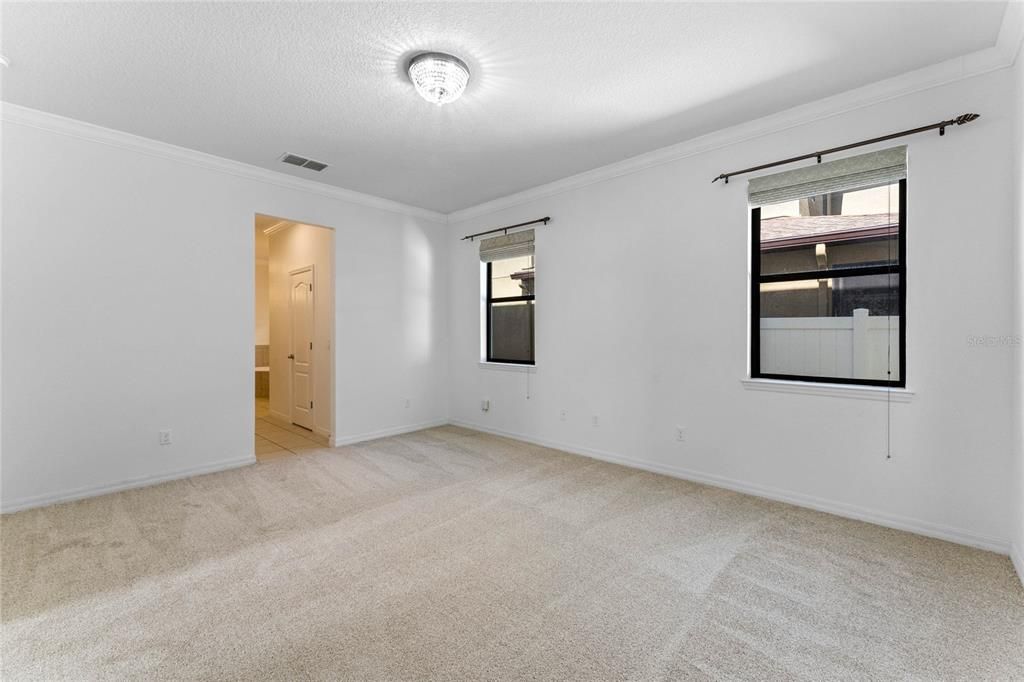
[407,52,470,106]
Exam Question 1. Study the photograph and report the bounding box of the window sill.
[741,378,914,402]
[479,361,536,373]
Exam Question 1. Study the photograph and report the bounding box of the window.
[478,228,536,365]
[750,147,906,387]
[486,254,535,364]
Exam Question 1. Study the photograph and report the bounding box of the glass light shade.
[407,52,470,106]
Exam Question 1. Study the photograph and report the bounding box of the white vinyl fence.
[760,309,899,381]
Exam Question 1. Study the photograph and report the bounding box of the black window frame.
[750,178,906,388]
[485,258,536,365]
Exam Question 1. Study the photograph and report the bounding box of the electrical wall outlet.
[159,429,172,446]
[404,398,411,409]
[592,415,599,427]
[481,399,490,412]
[559,409,567,422]
[676,426,687,442]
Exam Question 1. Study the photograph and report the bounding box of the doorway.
[253,214,335,461]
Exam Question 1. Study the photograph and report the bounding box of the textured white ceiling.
[1,2,1007,213]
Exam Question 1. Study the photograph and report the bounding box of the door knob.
[287,354,295,359]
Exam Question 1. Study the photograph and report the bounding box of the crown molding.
[262,220,291,236]
[448,11,1024,224]
[996,1,1024,65]
[0,103,448,224]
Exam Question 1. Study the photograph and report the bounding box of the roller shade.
[479,229,534,262]
[748,145,906,207]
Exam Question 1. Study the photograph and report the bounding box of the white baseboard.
[268,409,291,423]
[450,420,1010,556]
[1012,543,1024,589]
[332,419,450,447]
[0,455,256,514]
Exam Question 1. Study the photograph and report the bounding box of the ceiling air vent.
[301,159,328,172]
[280,153,329,172]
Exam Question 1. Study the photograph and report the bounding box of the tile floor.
[254,397,328,462]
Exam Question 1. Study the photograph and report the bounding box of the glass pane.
[759,183,900,276]
[759,274,900,382]
[490,301,534,362]
[491,255,535,298]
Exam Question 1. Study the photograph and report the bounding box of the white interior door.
[289,267,314,430]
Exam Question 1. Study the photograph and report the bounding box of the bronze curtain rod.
[461,217,550,241]
[711,113,980,184]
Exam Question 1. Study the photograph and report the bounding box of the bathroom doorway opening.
[253,214,335,460]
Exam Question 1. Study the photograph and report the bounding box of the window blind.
[479,228,534,262]
[748,145,906,206]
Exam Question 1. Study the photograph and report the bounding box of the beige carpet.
[2,426,1022,680]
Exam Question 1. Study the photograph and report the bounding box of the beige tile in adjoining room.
[256,414,329,445]
[253,418,324,462]
[287,441,323,454]
[254,420,285,437]
[270,434,321,451]
[260,433,293,445]
[256,427,297,443]
[271,426,313,440]
[279,426,329,445]
[254,450,294,463]
[254,440,285,455]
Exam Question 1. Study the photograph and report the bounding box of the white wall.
[268,223,333,437]
[448,67,1018,552]
[255,228,270,346]
[255,262,270,347]
[1011,48,1024,580]
[0,108,449,511]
